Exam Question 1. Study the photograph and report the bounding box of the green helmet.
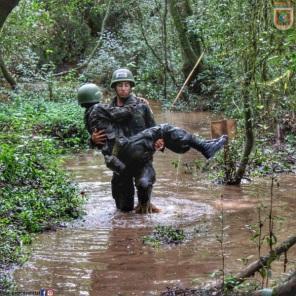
[110,68,135,88]
[77,83,101,106]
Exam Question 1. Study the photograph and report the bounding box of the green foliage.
[250,137,296,177]
[171,159,180,169]
[1,0,295,114]
[209,131,296,181]
[0,90,89,151]
[1,0,92,71]
[223,275,242,290]
[0,137,83,266]
[0,90,85,277]
[143,225,186,247]
[207,136,243,182]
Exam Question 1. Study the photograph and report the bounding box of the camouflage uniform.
[86,102,136,172]
[108,94,156,212]
[114,123,200,167]
[87,97,227,212]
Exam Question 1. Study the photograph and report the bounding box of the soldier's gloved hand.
[154,138,165,151]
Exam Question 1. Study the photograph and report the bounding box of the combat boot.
[135,202,161,214]
[191,135,228,159]
[135,186,161,214]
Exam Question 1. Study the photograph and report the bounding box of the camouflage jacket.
[85,103,137,173]
[86,96,157,174]
[109,94,156,136]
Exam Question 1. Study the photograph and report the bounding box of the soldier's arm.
[90,129,107,149]
[144,104,156,128]
[87,105,109,148]
[137,96,155,115]
[143,103,165,150]
[137,97,150,106]
[88,103,137,148]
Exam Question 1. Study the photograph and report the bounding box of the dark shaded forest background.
[0,0,295,110]
[1,0,295,182]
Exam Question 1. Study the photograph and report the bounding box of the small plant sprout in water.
[143,225,186,247]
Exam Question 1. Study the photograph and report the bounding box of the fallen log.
[207,235,296,291]
[271,270,296,296]
[252,271,296,296]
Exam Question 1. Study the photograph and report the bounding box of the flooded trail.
[13,103,296,295]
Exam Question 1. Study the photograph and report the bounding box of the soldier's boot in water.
[135,186,161,214]
[135,202,161,214]
[191,135,228,159]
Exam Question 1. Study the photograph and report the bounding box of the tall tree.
[0,0,20,88]
[169,0,203,93]
[0,0,20,27]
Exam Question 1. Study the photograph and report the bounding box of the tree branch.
[53,0,112,77]
[0,0,20,88]
[0,0,20,28]
[134,5,179,88]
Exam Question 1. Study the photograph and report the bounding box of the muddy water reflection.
[13,103,296,295]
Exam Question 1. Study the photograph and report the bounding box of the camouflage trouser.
[116,123,226,164]
[111,161,156,212]
[110,124,226,211]
[115,124,194,163]
[110,124,194,212]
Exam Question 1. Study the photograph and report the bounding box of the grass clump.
[143,225,186,247]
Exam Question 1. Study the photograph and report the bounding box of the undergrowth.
[0,89,86,291]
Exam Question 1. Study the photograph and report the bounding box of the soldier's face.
[115,82,132,98]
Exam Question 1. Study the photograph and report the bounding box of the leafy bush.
[208,132,296,182]
[0,92,89,150]
[0,138,83,267]
[0,90,86,283]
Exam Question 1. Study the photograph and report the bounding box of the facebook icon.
[40,288,47,296]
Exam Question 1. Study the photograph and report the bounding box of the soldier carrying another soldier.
[80,69,227,213]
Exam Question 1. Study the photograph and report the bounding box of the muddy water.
[13,102,296,295]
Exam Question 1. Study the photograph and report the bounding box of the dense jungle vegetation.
[0,0,295,293]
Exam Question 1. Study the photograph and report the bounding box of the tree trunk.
[225,0,258,185]
[163,0,168,101]
[229,74,254,185]
[271,271,296,296]
[54,0,112,77]
[252,272,296,296]
[0,54,17,89]
[0,0,20,28]
[133,5,179,88]
[0,0,20,88]
[168,0,203,93]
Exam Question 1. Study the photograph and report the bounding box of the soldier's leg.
[160,124,228,159]
[111,171,134,212]
[134,162,159,213]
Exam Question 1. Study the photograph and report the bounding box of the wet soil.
[13,102,296,295]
